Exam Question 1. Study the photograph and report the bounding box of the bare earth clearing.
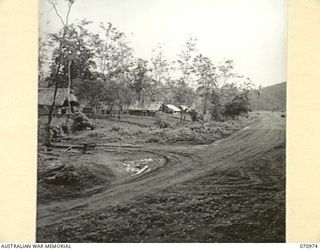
[37,111,285,242]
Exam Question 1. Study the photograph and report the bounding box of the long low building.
[127,102,182,116]
[128,101,163,116]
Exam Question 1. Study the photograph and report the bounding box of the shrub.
[209,105,225,121]
[52,125,64,140]
[71,111,95,132]
[146,136,160,143]
[61,119,73,134]
[111,126,121,132]
[154,111,171,128]
[187,109,198,121]
[224,95,250,119]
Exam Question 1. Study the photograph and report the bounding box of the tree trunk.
[203,95,208,115]
[45,0,74,146]
[45,50,63,146]
[67,60,72,117]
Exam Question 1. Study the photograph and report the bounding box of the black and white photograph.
[37,0,287,242]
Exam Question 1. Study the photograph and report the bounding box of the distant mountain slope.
[249,82,286,111]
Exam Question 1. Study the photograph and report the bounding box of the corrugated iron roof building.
[161,104,181,114]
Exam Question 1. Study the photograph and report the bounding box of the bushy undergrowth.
[38,112,95,144]
[38,112,258,146]
[145,115,256,144]
[37,159,114,203]
[154,112,171,128]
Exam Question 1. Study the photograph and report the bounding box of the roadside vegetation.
[38,112,259,146]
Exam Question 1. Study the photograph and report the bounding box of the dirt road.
[37,112,285,242]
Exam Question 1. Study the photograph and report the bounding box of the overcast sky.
[39,0,287,87]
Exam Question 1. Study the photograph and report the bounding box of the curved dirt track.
[37,112,285,241]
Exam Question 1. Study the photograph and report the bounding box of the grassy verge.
[38,112,260,146]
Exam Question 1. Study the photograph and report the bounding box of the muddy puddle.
[123,157,162,175]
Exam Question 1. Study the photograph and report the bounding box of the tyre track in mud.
[37,113,285,231]
[37,144,203,228]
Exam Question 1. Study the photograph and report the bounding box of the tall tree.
[45,0,76,146]
[94,22,134,78]
[208,59,239,120]
[150,45,170,85]
[149,45,171,101]
[171,80,197,107]
[193,54,217,114]
[130,58,149,102]
[176,36,198,86]
[73,79,105,108]
[47,20,96,88]
[217,59,235,88]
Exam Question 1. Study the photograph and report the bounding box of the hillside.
[249,82,286,111]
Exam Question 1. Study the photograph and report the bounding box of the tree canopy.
[40,0,257,124]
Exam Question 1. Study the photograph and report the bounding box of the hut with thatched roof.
[38,88,79,116]
[128,101,163,116]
